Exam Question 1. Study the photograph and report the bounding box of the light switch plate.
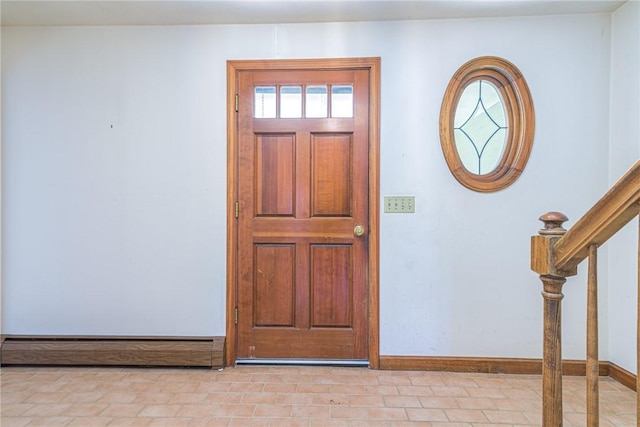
[384,196,415,213]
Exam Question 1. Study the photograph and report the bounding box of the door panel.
[255,135,295,217]
[311,244,352,328]
[254,244,295,327]
[235,66,370,361]
[311,134,352,217]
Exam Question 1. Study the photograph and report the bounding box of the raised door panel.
[253,244,295,327]
[255,134,295,217]
[310,244,352,328]
[311,134,352,217]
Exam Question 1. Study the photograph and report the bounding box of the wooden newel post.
[540,274,566,426]
[531,212,576,427]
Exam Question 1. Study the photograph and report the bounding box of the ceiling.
[0,0,628,27]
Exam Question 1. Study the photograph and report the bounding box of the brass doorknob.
[354,225,366,237]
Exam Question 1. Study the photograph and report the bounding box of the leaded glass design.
[454,80,507,175]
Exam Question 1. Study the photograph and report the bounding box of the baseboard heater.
[0,335,225,368]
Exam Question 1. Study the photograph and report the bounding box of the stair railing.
[531,159,640,426]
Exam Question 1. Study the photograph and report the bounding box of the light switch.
[384,196,415,213]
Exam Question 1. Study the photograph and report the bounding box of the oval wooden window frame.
[439,56,535,192]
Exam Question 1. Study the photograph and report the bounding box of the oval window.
[440,56,535,192]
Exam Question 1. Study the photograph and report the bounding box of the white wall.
[608,0,640,375]
[0,10,3,337]
[2,13,614,359]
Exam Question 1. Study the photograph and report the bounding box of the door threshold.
[235,358,369,367]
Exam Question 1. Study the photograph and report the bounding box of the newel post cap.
[538,212,568,236]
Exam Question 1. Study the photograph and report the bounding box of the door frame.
[226,57,380,367]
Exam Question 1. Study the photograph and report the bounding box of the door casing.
[226,57,380,367]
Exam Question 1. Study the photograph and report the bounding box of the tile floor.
[0,365,636,426]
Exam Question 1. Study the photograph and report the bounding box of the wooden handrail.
[531,159,640,426]
[553,160,640,272]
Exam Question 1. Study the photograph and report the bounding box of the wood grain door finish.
[236,68,370,361]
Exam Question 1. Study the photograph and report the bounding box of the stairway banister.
[554,160,640,272]
[531,159,640,426]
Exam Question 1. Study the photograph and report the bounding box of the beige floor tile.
[492,396,539,411]
[441,374,479,388]
[61,391,106,403]
[465,387,507,398]
[24,392,67,404]
[0,366,636,426]
[367,406,409,420]
[107,417,155,426]
[296,383,332,393]
[444,408,489,423]
[229,382,265,393]
[405,407,449,422]
[310,420,349,427]
[483,408,532,424]
[176,403,217,417]
[285,375,317,386]
[603,412,638,425]
[312,392,349,405]
[353,385,400,395]
[276,392,315,405]
[471,377,516,389]
[390,422,438,427]
[138,403,182,417]
[383,395,422,408]
[324,384,363,395]
[2,417,31,427]
[330,405,370,419]
[99,403,145,417]
[503,387,541,400]
[241,391,279,404]
[454,397,496,410]
[263,382,298,393]
[409,374,447,387]
[1,403,35,417]
[148,417,192,426]
[431,386,471,398]
[430,422,473,427]
[291,404,331,418]
[266,418,309,427]
[20,416,73,426]
[61,402,110,416]
[204,391,244,404]
[227,418,270,426]
[214,403,256,417]
[21,403,72,417]
[418,396,459,409]
[253,403,292,417]
[157,381,200,394]
[189,418,232,426]
[397,385,435,396]
[166,392,208,404]
[351,420,390,427]
[195,382,233,393]
[377,374,413,385]
[348,394,386,406]
[522,409,542,424]
[67,417,114,426]
[134,393,174,405]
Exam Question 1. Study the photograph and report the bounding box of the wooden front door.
[228,59,379,363]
